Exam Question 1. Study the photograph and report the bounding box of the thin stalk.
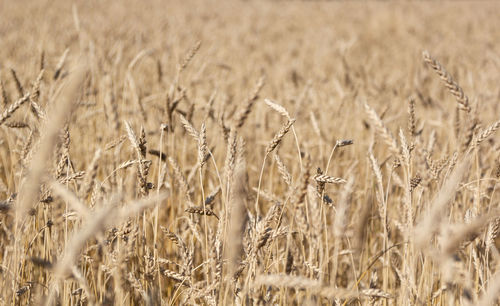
[254,154,268,217]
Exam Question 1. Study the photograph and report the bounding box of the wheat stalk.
[0,93,31,125]
[265,118,296,155]
[422,51,471,112]
[363,101,399,155]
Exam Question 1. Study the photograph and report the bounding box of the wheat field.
[0,0,500,305]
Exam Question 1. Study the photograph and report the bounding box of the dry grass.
[0,0,500,305]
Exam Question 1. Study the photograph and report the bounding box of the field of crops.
[1,0,500,305]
